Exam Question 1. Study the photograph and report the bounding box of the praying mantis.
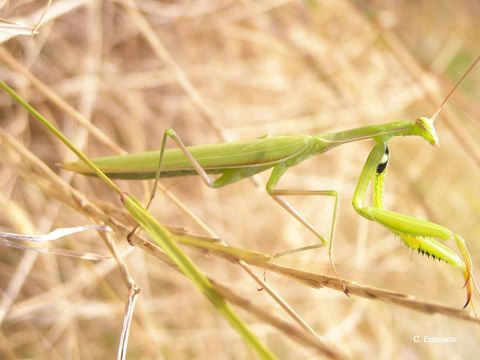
[64,57,480,310]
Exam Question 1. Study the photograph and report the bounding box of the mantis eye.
[415,117,439,146]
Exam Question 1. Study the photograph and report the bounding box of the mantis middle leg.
[266,163,342,286]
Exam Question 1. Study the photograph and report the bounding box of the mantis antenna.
[430,54,480,123]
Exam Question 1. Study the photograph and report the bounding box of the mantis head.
[413,117,439,146]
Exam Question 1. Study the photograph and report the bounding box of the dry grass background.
[0,0,480,359]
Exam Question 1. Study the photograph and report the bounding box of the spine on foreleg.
[398,233,463,267]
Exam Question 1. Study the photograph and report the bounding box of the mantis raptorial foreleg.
[353,140,477,308]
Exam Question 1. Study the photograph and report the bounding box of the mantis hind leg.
[266,164,344,290]
[128,128,245,244]
[150,129,265,193]
[147,129,215,209]
[353,141,477,308]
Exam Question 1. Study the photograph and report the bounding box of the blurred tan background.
[0,1,480,359]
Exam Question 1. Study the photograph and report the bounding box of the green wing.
[64,135,310,179]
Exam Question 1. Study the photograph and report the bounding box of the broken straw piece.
[0,224,111,242]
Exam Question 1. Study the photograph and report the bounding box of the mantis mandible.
[64,57,480,309]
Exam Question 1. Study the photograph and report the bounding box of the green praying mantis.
[64,57,480,310]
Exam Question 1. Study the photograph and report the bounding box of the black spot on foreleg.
[376,145,389,174]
